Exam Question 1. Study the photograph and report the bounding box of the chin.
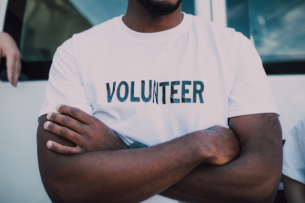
[154,0,180,3]
[138,0,182,17]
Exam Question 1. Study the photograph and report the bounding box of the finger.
[47,140,82,155]
[13,58,21,87]
[56,104,95,124]
[44,121,82,145]
[6,53,15,84]
[47,112,86,134]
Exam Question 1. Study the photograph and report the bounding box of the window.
[0,0,195,81]
[227,0,305,74]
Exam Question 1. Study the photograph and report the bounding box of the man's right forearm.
[38,116,207,203]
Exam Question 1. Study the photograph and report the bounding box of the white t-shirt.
[283,117,305,185]
[39,13,279,203]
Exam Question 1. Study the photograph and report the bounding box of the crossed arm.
[37,105,282,203]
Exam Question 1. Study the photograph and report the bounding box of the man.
[37,0,283,202]
[0,32,21,87]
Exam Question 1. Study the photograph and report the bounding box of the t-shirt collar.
[113,12,191,44]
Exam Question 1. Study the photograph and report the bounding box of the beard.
[138,0,183,17]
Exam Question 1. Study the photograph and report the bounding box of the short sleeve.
[38,38,92,119]
[283,117,305,185]
[228,37,280,118]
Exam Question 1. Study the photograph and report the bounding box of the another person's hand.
[0,32,21,87]
[196,126,240,165]
[44,105,128,155]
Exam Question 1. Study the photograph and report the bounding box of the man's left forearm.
[160,150,281,202]
[160,113,282,203]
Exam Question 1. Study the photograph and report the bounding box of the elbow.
[39,163,78,203]
[247,171,281,203]
[42,174,74,203]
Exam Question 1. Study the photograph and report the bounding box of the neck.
[123,0,183,33]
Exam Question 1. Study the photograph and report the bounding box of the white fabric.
[283,117,305,185]
[39,13,280,202]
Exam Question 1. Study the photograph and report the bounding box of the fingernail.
[47,112,52,119]
[56,104,61,111]
[44,121,50,129]
[47,141,52,148]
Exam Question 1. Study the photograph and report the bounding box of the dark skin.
[37,0,283,202]
[283,175,305,203]
[38,106,282,203]
[38,105,239,203]
[160,113,282,202]
[123,0,183,33]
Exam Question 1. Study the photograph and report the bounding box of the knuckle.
[91,117,98,124]
[70,108,79,116]
[89,123,97,131]
[60,128,69,136]
[71,132,80,141]
[61,117,70,125]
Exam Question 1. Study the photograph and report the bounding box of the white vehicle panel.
[0,81,50,203]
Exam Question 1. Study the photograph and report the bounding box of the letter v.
[106,82,116,103]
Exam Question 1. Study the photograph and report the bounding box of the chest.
[78,41,234,142]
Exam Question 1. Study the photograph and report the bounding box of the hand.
[44,104,128,155]
[196,126,240,165]
[0,32,21,87]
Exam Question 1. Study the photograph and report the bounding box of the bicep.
[229,113,282,155]
[228,113,282,182]
[283,175,305,203]
[39,39,92,120]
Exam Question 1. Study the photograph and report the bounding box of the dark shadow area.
[274,190,287,203]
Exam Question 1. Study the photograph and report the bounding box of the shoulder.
[188,14,252,66]
[190,14,250,48]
